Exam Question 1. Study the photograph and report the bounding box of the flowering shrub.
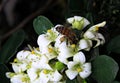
[5,16,119,83]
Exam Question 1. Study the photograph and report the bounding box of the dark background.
[0,0,120,46]
[0,0,120,82]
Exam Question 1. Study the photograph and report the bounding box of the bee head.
[55,25,64,32]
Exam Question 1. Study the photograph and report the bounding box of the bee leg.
[60,36,65,43]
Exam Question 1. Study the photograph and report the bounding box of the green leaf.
[55,61,65,71]
[107,35,120,54]
[0,64,10,83]
[33,16,54,35]
[0,30,25,63]
[92,55,119,83]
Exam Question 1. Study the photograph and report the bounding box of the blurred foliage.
[0,0,120,83]
[92,55,119,83]
[0,30,25,63]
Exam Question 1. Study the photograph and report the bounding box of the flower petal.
[37,34,51,50]
[74,16,90,28]
[83,31,96,39]
[57,55,68,65]
[79,63,91,79]
[59,41,74,58]
[73,52,86,64]
[12,62,27,73]
[11,75,23,83]
[88,21,106,31]
[55,35,65,48]
[93,38,101,48]
[79,39,92,51]
[39,71,50,83]
[97,33,105,44]
[27,68,38,81]
[49,70,62,81]
[17,50,30,61]
[10,73,29,83]
[67,17,74,24]
[67,61,77,69]
[32,55,52,70]
[6,72,15,78]
[65,69,78,80]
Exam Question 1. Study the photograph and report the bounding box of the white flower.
[27,53,41,62]
[55,34,65,48]
[39,69,62,83]
[65,52,91,80]
[46,27,59,42]
[12,62,28,73]
[83,21,106,47]
[37,34,52,54]
[84,21,106,38]
[67,16,90,30]
[31,55,52,70]
[83,31,96,39]
[27,68,39,82]
[48,81,66,83]
[55,37,75,64]
[6,73,30,83]
[16,50,31,61]
[37,34,57,60]
[79,39,92,51]
[88,21,106,31]
[97,33,105,45]
[6,72,15,78]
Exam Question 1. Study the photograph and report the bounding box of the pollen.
[31,50,35,54]
[95,26,100,31]
[26,63,31,69]
[76,67,82,72]
[21,77,29,82]
[48,48,53,53]
[43,69,48,74]
[47,29,52,33]
[71,44,76,48]
[13,58,18,63]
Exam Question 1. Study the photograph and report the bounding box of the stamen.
[76,67,82,72]
[31,50,35,54]
[21,77,29,82]
[26,63,31,69]
[71,44,76,48]
[47,29,52,33]
[95,26,100,31]
[13,58,18,62]
[43,69,48,74]
[48,48,53,53]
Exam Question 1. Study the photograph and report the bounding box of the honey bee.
[56,25,78,44]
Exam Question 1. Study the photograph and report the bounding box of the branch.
[2,0,56,40]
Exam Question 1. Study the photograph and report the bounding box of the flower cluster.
[6,16,106,83]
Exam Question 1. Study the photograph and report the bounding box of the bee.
[55,25,78,44]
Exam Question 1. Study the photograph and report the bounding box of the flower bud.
[67,16,90,30]
[55,61,65,71]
